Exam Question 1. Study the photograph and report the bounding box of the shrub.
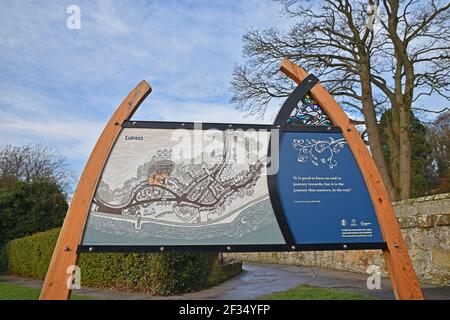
[5,228,221,295]
[0,179,67,244]
[0,245,7,274]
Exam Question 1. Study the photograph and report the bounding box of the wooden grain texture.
[39,81,152,300]
[280,59,423,300]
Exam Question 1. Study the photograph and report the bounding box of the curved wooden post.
[279,59,423,300]
[40,81,152,300]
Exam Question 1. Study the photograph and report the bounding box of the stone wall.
[227,193,450,286]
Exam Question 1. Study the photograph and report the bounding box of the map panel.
[82,128,286,246]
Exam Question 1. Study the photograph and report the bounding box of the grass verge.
[0,281,92,300]
[260,284,378,300]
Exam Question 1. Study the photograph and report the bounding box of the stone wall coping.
[393,193,450,207]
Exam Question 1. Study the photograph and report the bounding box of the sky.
[0,1,447,184]
[0,0,291,178]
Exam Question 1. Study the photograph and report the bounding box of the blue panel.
[277,132,384,244]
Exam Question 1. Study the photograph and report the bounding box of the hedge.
[4,228,220,295]
[0,245,7,274]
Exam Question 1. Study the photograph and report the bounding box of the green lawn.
[0,282,93,300]
[260,284,378,300]
[1,281,377,300]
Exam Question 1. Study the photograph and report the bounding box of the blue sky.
[0,1,447,183]
[0,0,289,178]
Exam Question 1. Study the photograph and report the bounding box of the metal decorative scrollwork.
[287,95,332,126]
[292,137,347,169]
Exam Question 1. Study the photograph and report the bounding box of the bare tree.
[370,0,450,199]
[0,144,74,195]
[230,0,449,200]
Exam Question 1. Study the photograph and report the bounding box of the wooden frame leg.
[39,81,152,300]
[280,59,423,300]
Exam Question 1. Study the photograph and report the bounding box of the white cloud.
[137,100,261,124]
[0,0,290,180]
[88,0,130,36]
[0,110,102,160]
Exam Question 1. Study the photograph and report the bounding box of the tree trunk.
[398,105,411,199]
[359,61,396,200]
[383,109,401,199]
[385,0,414,200]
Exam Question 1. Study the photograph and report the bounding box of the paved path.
[1,263,449,300]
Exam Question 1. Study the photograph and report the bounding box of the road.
[2,262,449,300]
